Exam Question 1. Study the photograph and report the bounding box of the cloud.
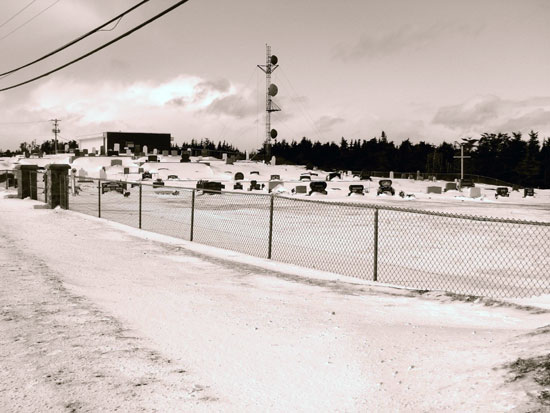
[333,25,441,61]
[205,94,256,119]
[333,23,481,61]
[433,95,550,134]
[315,116,345,133]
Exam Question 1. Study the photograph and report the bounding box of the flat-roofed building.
[78,132,172,155]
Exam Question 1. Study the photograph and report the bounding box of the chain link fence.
[3,171,546,299]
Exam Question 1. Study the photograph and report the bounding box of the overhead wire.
[0,0,150,78]
[0,0,62,42]
[0,0,191,93]
[0,0,39,31]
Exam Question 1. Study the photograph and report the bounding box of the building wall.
[78,136,104,153]
[105,132,171,153]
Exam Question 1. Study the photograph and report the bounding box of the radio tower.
[257,44,280,161]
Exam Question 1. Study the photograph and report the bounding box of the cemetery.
[0,152,549,221]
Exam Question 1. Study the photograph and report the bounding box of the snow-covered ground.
[0,193,549,412]
[2,154,549,222]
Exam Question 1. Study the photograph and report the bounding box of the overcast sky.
[0,0,549,151]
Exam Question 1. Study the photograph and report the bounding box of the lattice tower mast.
[257,44,280,160]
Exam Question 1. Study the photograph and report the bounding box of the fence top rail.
[88,177,550,227]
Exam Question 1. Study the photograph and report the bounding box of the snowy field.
[2,154,549,298]
[0,195,549,412]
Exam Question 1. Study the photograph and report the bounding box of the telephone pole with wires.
[257,44,281,161]
[50,118,60,154]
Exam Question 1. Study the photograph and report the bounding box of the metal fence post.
[190,189,195,241]
[373,208,379,282]
[98,179,101,218]
[139,184,142,229]
[268,194,274,259]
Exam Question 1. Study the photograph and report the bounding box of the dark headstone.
[233,182,243,190]
[523,188,535,197]
[248,180,262,191]
[309,181,327,195]
[377,179,395,196]
[495,187,509,198]
[326,172,341,181]
[234,172,244,181]
[197,180,224,194]
[348,184,365,196]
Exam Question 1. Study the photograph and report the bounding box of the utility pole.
[454,142,471,180]
[50,119,61,154]
[257,44,281,162]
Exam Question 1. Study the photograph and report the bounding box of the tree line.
[3,132,549,188]
[268,131,550,188]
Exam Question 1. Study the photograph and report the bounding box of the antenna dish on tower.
[268,83,278,97]
[270,55,278,65]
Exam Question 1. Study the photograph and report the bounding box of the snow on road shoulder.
[1,195,549,411]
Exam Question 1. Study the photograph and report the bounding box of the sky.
[0,0,549,151]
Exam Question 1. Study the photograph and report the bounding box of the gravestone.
[309,181,327,195]
[123,167,130,175]
[222,153,228,162]
[233,182,243,190]
[326,172,341,181]
[78,168,87,178]
[99,168,107,180]
[148,155,158,162]
[138,167,144,173]
[359,170,372,181]
[171,150,179,156]
[83,149,89,155]
[268,180,283,192]
[249,180,262,191]
[468,187,482,198]
[270,174,280,180]
[444,182,457,192]
[111,159,122,166]
[295,185,307,194]
[180,152,190,163]
[114,143,120,153]
[299,174,311,181]
[143,145,148,155]
[234,172,244,181]
[153,149,158,155]
[495,187,509,198]
[196,180,224,194]
[389,171,394,179]
[427,186,442,194]
[126,148,132,155]
[250,171,260,175]
[162,150,169,156]
[348,184,365,196]
[523,188,535,197]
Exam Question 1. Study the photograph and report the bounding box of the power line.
[0,0,62,42]
[0,0,191,93]
[0,119,50,125]
[0,0,39,31]
[0,0,150,78]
